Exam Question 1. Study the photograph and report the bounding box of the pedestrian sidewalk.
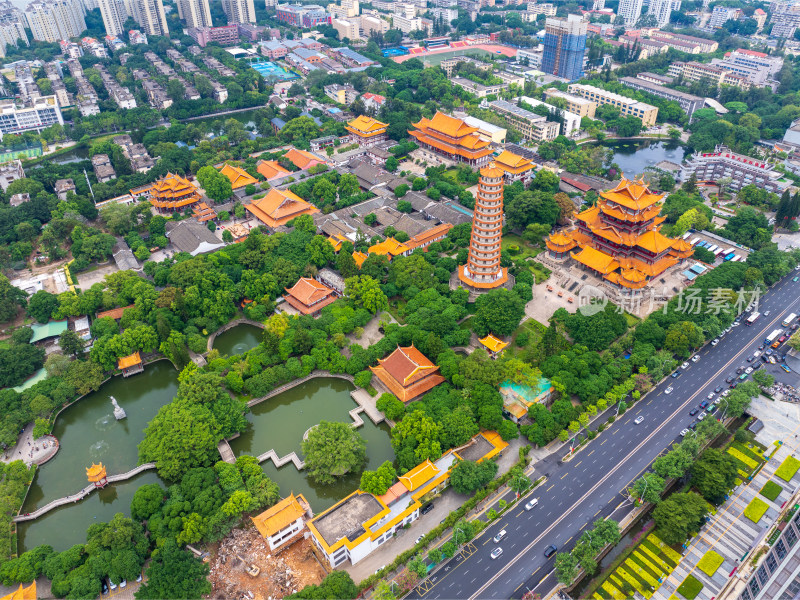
[1,423,57,466]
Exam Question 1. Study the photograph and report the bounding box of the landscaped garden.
[775,456,800,482]
[676,574,703,600]
[726,441,766,484]
[593,533,681,600]
[760,481,783,502]
[696,550,724,577]
[744,497,770,523]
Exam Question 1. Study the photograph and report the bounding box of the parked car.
[689,408,699,416]
[745,367,753,374]
[711,339,719,346]
[707,392,715,400]
[681,362,690,369]
[699,400,709,408]
[691,355,700,363]
[725,375,735,383]
[415,535,424,545]
[671,371,681,378]
[680,429,689,437]
[697,413,706,421]
[747,356,755,363]
[421,503,434,515]
[714,386,723,393]
[101,581,109,596]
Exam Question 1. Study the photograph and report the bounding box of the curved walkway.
[12,463,156,522]
[207,318,266,353]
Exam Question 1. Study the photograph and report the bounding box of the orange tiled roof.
[369,237,409,259]
[97,304,134,320]
[571,246,619,275]
[220,163,259,190]
[480,165,503,179]
[256,159,291,181]
[245,188,319,228]
[598,199,661,223]
[252,493,307,538]
[353,251,367,267]
[118,351,142,369]
[285,148,324,170]
[285,277,335,305]
[408,112,494,161]
[546,231,577,250]
[601,178,663,211]
[398,459,441,491]
[149,173,201,209]
[479,334,508,353]
[370,344,445,402]
[193,202,217,223]
[1,583,35,600]
[413,112,478,138]
[377,480,408,505]
[346,115,388,135]
[495,150,534,173]
[405,223,453,250]
[327,234,349,252]
[86,462,106,481]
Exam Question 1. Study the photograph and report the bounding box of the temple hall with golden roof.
[546,178,693,292]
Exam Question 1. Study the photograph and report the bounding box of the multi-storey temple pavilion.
[148,173,202,213]
[546,178,693,292]
[458,166,508,290]
[408,112,493,167]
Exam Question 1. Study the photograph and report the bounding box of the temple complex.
[245,188,319,229]
[118,352,143,377]
[494,150,535,184]
[458,166,508,290]
[546,178,693,292]
[370,344,445,403]
[408,112,493,167]
[148,173,202,213]
[346,115,388,147]
[282,277,338,316]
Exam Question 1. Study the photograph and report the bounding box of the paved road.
[407,271,800,600]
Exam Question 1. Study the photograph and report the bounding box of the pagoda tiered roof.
[245,188,319,228]
[547,178,690,289]
[494,150,534,175]
[370,344,445,402]
[346,115,388,138]
[149,173,202,210]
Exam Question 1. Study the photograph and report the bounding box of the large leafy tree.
[472,288,526,337]
[289,571,358,600]
[301,421,367,485]
[360,461,398,496]
[136,540,211,600]
[690,448,738,504]
[26,290,59,323]
[448,459,498,495]
[653,492,708,545]
[0,275,26,323]
[344,275,388,314]
[196,166,233,203]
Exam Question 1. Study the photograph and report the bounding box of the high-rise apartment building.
[223,0,256,24]
[770,0,800,38]
[131,0,169,35]
[97,0,126,35]
[708,5,741,27]
[177,0,212,28]
[618,0,643,25]
[25,0,86,42]
[541,14,586,81]
[646,0,678,27]
[0,1,27,57]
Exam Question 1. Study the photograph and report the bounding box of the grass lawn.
[624,312,640,327]
[744,497,770,523]
[697,550,724,576]
[529,260,551,283]
[676,575,703,600]
[502,234,542,260]
[760,480,783,502]
[776,456,800,481]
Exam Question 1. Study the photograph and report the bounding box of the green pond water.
[229,377,393,512]
[17,363,392,550]
[213,324,263,355]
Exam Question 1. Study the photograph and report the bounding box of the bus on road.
[746,312,760,325]
[765,329,783,345]
[783,313,798,327]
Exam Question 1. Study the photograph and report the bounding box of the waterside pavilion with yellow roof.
[546,178,693,293]
[307,431,508,568]
[408,112,494,168]
[346,115,389,147]
[251,493,312,551]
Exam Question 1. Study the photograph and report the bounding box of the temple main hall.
[546,178,693,292]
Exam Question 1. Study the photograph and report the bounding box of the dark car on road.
[699,400,709,409]
[714,386,723,393]
[544,545,558,558]
[689,408,699,416]
[725,375,734,383]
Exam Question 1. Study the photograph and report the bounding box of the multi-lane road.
[407,270,800,600]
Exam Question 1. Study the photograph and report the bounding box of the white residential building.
[97,0,126,36]
[131,0,169,35]
[646,0,679,27]
[25,0,86,42]
[0,96,63,139]
[617,0,643,25]
[177,0,213,28]
[223,0,256,23]
[0,2,27,58]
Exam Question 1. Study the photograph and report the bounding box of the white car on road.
[665,386,673,394]
[634,416,644,424]
[691,355,700,363]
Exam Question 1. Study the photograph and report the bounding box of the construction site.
[207,526,328,600]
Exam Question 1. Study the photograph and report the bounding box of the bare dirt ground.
[207,526,326,600]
